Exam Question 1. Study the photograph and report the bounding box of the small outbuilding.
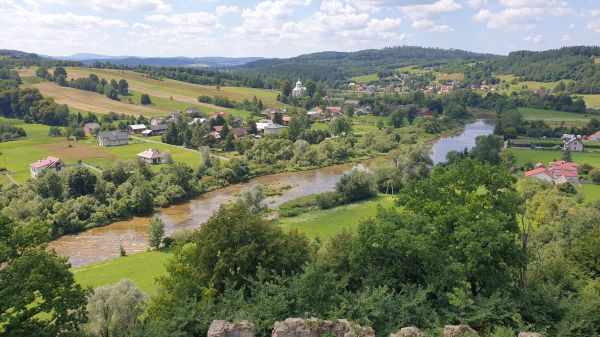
[137,148,163,164]
[83,122,101,135]
[97,130,129,147]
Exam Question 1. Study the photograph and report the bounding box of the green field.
[518,107,593,126]
[0,117,204,185]
[72,250,172,295]
[275,194,395,241]
[577,184,600,201]
[509,148,600,167]
[350,73,378,83]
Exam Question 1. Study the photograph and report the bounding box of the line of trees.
[36,66,129,100]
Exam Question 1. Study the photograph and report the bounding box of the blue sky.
[1,0,599,58]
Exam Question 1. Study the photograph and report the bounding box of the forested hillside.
[240,46,499,79]
[491,46,600,93]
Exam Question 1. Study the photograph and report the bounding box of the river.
[50,119,494,267]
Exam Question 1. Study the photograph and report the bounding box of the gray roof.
[150,124,167,131]
[84,122,101,129]
[98,130,129,142]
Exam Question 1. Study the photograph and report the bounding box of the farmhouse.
[264,123,286,137]
[564,138,584,152]
[129,124,147,134]
[231,127,248,139]
[209,111,228,120]
[83,122,101,135]
[30,156,63,178]
[97,130,129,147]
[142,124,168,136]
[524,161,581,185]
[326,106,343,116]
[137,148,163,164]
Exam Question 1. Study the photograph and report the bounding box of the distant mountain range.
[47,54,264,68]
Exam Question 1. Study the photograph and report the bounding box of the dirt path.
[5,173,19,185]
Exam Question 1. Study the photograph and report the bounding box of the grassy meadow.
[275,194,395,241]
[582,94,600,108]
[350,73,378,83]
[509,148,600,167]
[72,250,172,295]
[517,107,594,127]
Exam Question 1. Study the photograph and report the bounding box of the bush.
[336,170,377,202]
[590,168,600,183]
[315,191,346,209]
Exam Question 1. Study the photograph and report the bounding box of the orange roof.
[550,160,580,167]
[525,167,550,177]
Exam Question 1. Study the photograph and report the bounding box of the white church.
[292,79,306,97]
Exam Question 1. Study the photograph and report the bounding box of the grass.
[350,73,378,83]
[517,107,593,126]
[275,194,395,241]
[436,73,464,81]
[0,118,65,183]
[582,94,600,108]
[578,184,600,201]
[509,148,600,167]
[72,250,172,295]
[595,57,600,64]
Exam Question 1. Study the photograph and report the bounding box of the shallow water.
[430,119,495,164]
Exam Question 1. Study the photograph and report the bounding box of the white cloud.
[146,11,219,27]
[473,1,574,30]
[562,34,572,42]
[568,23,575,29]
[466,0,486,8]
[28,0,171,12]
[523,34,543,44]
[132,22,152,30]
[588,19,600,33]
[402,0,460,32]
[215,5,239,16]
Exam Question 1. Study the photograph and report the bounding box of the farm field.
[496,74,574,91]
[275,194,395,241]
[64,67,282,108]
[517,107,593,126]
[582,94,600,108]
[350,73,378,83]
[72,250,172,295]
[509,148,600,167]
[27,81,170,117]
[436,72,464,81]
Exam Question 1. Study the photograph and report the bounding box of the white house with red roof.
[30,156,63,177]
[524,161,581,185]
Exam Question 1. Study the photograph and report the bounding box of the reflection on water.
[430,119,495,164]
[50,161,371,267]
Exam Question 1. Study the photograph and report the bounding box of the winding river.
[50,119,494,267]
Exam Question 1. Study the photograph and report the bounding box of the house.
[185,106,201,114]
[256,121,271,133]
[282,115,292,124]
[564,138,584,152]
[588,130,600,141]
[307,106,324,117]
[261,108,278,116]
[142,124,167,136]
[30,156,63,177]
[137,148,163,164]
[83,122,101,135]
[524,167,554,182]
[129,124,147,134]
[292,79,306,97]
[97,130,129,147]
[209,111,228,120]
[326,106,343,116]
[231,127,248,139]
[525,161,581,185]
[233,115,244,125]
[561,134,576,142]
[264,123,286,137]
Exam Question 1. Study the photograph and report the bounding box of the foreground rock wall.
[207,319,543,337]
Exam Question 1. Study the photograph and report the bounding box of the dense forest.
[490,46,600,94]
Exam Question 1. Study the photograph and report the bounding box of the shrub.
[590,168,600,183]
[336,170,377,202]
[315,191,346,209]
